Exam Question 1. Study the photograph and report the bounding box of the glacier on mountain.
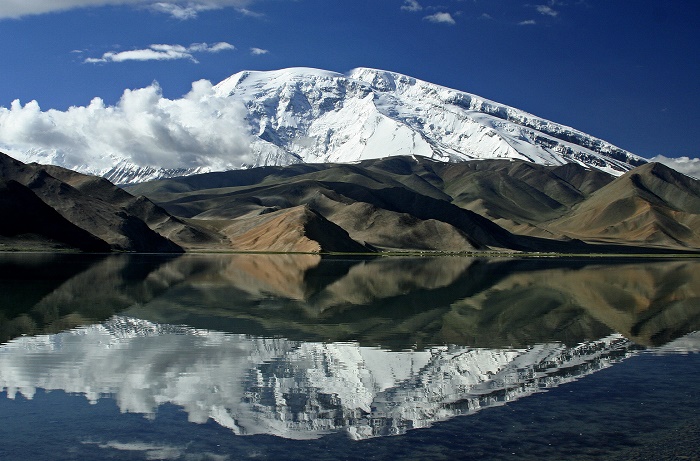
[8,67,646,184]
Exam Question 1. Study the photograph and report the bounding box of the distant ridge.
[3,148,699,254]
[127,155,700,253]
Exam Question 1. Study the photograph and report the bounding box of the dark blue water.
[0,253,698,460]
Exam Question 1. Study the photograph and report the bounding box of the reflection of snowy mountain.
[0,316,656,440]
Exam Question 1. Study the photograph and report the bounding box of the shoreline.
[1,248,700,259]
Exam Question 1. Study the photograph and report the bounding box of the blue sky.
[0,0,698,163]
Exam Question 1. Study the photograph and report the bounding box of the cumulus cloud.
[401,0,422,12]
[84,42,235,63]
[423,12,456,25]
[250,47,269,55]
[650,155,700,179]
[0,80,253,170]
[519,19,537,25]
[0,0,255,20]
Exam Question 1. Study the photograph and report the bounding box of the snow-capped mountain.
[13,67,646,184]
[214,67,645,176]
[0,315,659,440]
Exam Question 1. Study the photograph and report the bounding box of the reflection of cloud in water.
[80,440,231,461]
[0,316,657,440]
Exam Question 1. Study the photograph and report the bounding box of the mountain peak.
[214,67,344,97]
[347,67,404,91]
[634,161,689,180]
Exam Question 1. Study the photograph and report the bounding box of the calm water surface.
[0,253,698,460]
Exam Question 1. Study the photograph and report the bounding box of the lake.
[0,253,698,460]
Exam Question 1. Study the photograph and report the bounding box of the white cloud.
[84,42,235,63]
[423,12,456,25]
[236,7,263,17]
[536,5,558,16]
[250,47,269,55]
[519,19,537,25]
[0,0,255,20]
[148,2,207,19]
[650,155,700,179]
[401,0,422,12]
[215,42,237,52]
[0,80,253,170]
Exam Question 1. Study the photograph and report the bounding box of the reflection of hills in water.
[2,254,700,440]
[2,253,700,348]
[5,316,698,440]
[105,254,700,348]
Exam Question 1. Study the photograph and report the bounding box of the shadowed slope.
[129,158,550,251]
[0,152,182,252]
[311,194,479,251]
[40,165,224,250]
[370,158,613,236]
[0,180,110,252]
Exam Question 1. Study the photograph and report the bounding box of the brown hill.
[126,158,560,252]
[222,204,371,253]
[548,162,700,248]
[311,195,479,251]
[38,164,225,250]
[4,150,699,254]
[128,156,700,253]
[356,157,614,237]
[116,254,700,349]
[0,152,182,252]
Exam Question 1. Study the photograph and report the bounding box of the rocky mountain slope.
[0,152,221,252]
[3,149,699,253]
[127,155,700,252]
[13,67,647,184]
[549,162,700,247]
[0,179,110,252]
